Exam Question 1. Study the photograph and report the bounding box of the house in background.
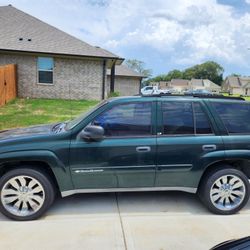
[152,78,221,93]
[190,79,204,90]
[169,79,190,92]
[107,64,145,96]
[0,5,129,100]
[223,76,250,95]
[190,79,221,93]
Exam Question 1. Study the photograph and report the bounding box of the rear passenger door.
[155,99,225,189]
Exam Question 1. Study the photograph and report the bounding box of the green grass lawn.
[222,93,250,101]
[0,98,98,130]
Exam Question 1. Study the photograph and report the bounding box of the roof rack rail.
[141,93,245,101]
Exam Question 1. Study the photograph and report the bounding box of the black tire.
[0,168,55,221]
[199,167,250,215]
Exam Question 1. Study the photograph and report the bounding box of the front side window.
[92,102,152,137]
[38,57,54,84]
[212,102,250,134]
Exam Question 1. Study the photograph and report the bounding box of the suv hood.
[0,124,53,140]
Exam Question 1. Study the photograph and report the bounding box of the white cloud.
[246,0,250,4]
[1,0,250,72]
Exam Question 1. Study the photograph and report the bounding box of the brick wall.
[0,53,106,100]
[107,76,141,96]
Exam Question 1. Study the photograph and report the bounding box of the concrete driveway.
[0,191,250,250]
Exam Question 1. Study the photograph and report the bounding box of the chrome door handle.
[202,144,217,151]
[136,146,151,153]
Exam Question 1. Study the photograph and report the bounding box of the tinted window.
[162,102,194,135]
[212,102,250,134]
[193,103,213,134]
[38,57,54,84]
[92,102,152,136]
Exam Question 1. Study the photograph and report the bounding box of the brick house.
[0,5,125,100]
[107,64,145,96]
[223,76,250,96]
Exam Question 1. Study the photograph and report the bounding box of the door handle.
[136,146,151,153]
[202,144,217,151]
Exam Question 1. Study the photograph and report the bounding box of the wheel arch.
[0,150,74,195]
[198,158,250,190]
[0,161,60,193]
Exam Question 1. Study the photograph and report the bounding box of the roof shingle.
[0,5,121,59]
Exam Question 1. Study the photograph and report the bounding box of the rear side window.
[161,101,213,135]
[162,102,194,135]
[212,102,250,134]
[92,102,152,137]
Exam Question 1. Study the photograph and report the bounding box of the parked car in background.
[184,89,213,95]
[0,94,250,220]
[141,86,170,95]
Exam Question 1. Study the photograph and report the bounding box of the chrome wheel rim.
[1,175,45,217]
[210,174,246,211]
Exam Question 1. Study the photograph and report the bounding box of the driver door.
[69,100,157,190]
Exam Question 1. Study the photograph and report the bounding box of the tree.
[167,69,183,80]
[148,61,224,86]
[125,59,152,78]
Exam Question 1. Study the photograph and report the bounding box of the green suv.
[0,95,250,220]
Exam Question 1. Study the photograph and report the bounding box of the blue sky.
[1,0,250,78]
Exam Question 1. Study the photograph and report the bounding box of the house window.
[38,57,54,84]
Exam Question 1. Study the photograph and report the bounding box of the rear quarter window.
[212,102,250,134]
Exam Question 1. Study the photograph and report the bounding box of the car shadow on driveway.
[46,191,250,219]
[0,191,250,221]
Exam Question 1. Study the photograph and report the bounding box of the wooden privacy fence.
[0,64,17,107]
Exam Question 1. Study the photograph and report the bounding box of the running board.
[61,186,197,197]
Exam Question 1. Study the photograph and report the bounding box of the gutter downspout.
[102,60,106,100]
[139,77,142,95]
[110,60,116,93]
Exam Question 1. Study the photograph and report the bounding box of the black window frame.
[91,101,154,138]
[212,101,250,135]
[193,102,214,135]
[159,100,214,137]
[37,57,54,84]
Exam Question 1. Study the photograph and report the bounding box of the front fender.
[0,150,74,192]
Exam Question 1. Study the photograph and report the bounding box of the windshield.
[65,100,108,130]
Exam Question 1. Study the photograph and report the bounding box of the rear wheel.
[0,168,55,221]
[199,167,250,215]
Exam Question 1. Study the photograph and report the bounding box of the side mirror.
[80,125,104,142]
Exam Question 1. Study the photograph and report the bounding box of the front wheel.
[199,168,250,215]
[0,168,55,221]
